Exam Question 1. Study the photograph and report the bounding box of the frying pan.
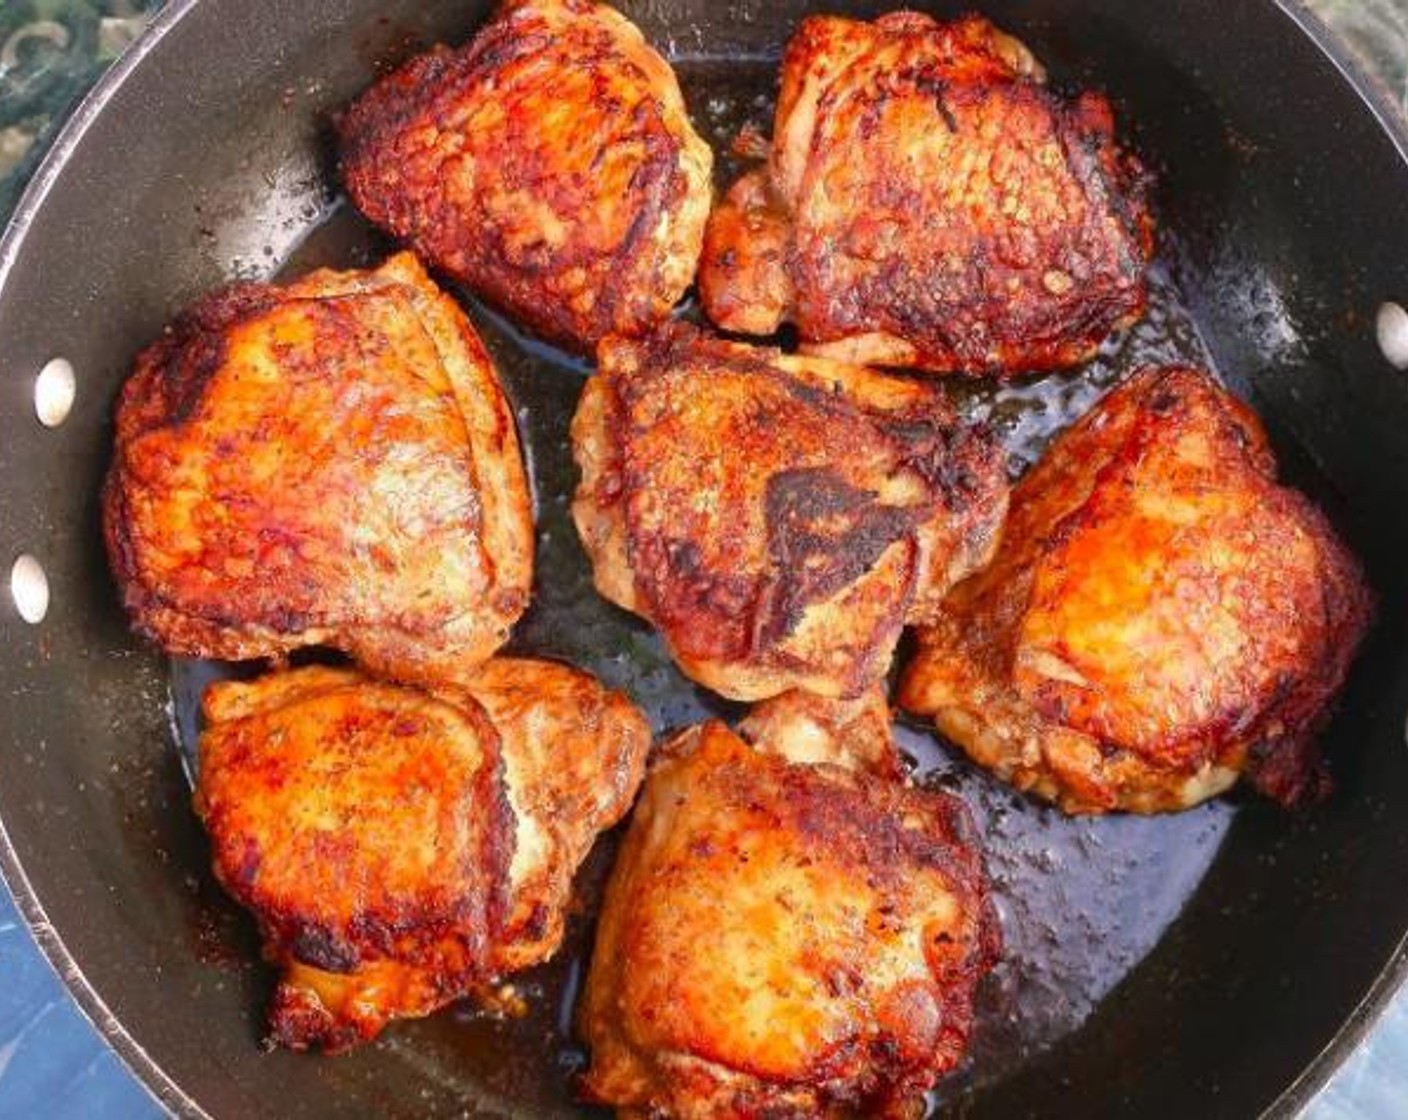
[3,0,1408,1115]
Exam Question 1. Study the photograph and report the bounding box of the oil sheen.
[168,58,1235,1116]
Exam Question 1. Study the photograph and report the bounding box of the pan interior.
[3,1,1408,1118]
[167,53,1235,1113]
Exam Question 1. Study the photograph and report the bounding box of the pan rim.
[0,1,1404,1117]
[1258,9,1408,1117]
[0,6,209,1113]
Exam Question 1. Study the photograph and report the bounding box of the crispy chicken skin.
[196,659,650,1052]
[571,323,1008,701]
[698,12,1153,376]
[900,367,1373,814]
[338,0,713,353]
[103,252,533,685]
[463,657,652,973]
[579,719,999,1117]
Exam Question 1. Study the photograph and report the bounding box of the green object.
[0,0,157,210]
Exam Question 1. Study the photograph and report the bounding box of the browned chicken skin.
[103,252,532,685]
[699,12,1153,376]
[900,367,1373,814]
[196,659,650,1051]
[571,322,1008,701]
[338,0,713,353]
[579,713,999,1117]
[464,657,652,973]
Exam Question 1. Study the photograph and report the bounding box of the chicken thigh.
[571,323,1008,701]
[738,684,903,780]
[339,0,713,353]
[464,657,654,973]
[900,366,1373,813]
[579,714,998,1116]
[104,252,532,686]
[699,12,1153,376]
[196,659,650,1051]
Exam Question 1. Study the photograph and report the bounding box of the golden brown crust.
[460,657,651,973]
[338,0,713,352]
[197,666,508,1052]
[571,322,1008,701]
[196,660,650,1051]
[899,366,1374,813]
[578,722,999,1116]
[102,252,533,686]
[699,11,1153,376]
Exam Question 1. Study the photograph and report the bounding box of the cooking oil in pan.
[167,58,1237,1116]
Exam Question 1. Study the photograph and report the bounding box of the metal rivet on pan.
[1375,302,1408,371]
[34,357,75,427]
[10,554,49,625]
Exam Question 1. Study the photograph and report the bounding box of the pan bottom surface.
[163,57,1241,1113]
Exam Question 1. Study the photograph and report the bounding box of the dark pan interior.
[2,1,1408,1117]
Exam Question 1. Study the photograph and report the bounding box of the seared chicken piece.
[338,0,713,353]
[464,657,652,973]
[571,323,1008,701]
[699,12,1153,376]
[900,367,1373,814]
[104,252,532,685]
[196,660,650,1052]
[739,684,903,780]
[579,717,999,1116]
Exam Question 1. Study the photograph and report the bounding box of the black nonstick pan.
[3,0,1408,1116]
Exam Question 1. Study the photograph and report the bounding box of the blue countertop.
[1,1,1406,1115]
